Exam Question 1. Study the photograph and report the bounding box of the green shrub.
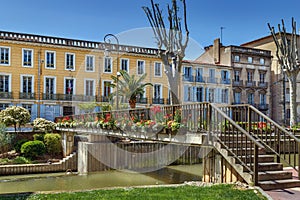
[14,139,29,153]
[44,133,62,156]
[0,158,10,165]
[0,123,14,153]
[12,156,31,164]
[33,133,45,142]
[21,140,46,159]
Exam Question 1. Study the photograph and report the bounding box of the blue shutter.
[31,104,37,121]
[40,105,46,119]
[206,88,209,102]
[184,85,189,102]
[54,105,60,120]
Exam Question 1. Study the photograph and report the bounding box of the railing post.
[248,106,251,134]
[298,143,300,180]
[254,144,259,186]
[207,103,212,145]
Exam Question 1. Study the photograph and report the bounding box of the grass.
[0,184,267,200]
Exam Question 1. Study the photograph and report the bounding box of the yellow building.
[0,31,169,121]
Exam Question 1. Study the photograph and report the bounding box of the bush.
[14,139,29,153]
[21,141,46,159]
[12,156,31,164]
[33,118,56,133]
[0,123,14,153]
[33,133,45,142]
[44,133,62,156]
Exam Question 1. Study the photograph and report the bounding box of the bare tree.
[268,18,300,127]
[142,0,189,104]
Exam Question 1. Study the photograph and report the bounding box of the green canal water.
[0,164,202,194]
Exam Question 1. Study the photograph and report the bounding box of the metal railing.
[0,92,12,99]
[219,104,300,179]
[19,92,35,99]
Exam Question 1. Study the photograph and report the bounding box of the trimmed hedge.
[44,133,62,156]
[21,140,46,159]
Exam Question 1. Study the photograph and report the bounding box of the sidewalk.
[265,167,300,200]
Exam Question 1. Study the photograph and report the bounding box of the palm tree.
[110,70,153,109]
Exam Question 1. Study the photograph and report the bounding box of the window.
[44,77,56,95]
[46,51,56,68]
[247,71,254,82]
[154,62,162,77]
[260,58,265,65]
[104,57,112,73]
[247,57,253,63]
[247,93,254,105]
[86,55,94,71]
[65,78,74,95]
[154,84,162,99]
[221,89,229,103]
[120,58,129,72]
[0,47,10,65]
[196,87,203,102]
[23,49,33,67]
[234,70,240,82]
[234,55,240,62]
[221,70,230,84]
[195,68,203,82]
[0,75,9,92]
[103,81,112,97]
[209,69,215,83]
[183,66,192,81]
[21,75,33,93]
[85,79,94,96]
[260,93,266,105]
[234,92,241,104]
[65,53,75,70]
[137,60,145,75]
[207,88,215,102]
[259,73,266,83]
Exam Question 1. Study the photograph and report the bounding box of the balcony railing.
[220,79,231,84]
[152,98,165,104]
[0,92,13,99]
[183,75,205,83]
[19,92,35,99]
[195,76,205,83]
[232,80,243,87]
[206,77,218,84]
[182,75,194,82]
[245,81,256,87]
[258,82,268,88]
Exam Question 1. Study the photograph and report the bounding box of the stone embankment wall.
[0,153,77,175]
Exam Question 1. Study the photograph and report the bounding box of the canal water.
[0,164,202,194]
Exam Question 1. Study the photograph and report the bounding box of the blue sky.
[1,0,300,58]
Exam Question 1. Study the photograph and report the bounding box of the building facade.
[182,60,232,105]
[242,34,300,124]
[196,39,272,115]
[0,31,170,121]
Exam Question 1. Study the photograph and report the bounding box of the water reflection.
[0,164,202,194]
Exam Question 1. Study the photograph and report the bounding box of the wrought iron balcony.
[19,92,35,99]
[182,75,194,82]
[256,103,269,111]
[232,80,243,87]
[0,92,12,99]
[258,82,268,88]
[195,76,205,83]
[206,77,218,84]
[220,79,231,84]
[245,81,256,87]
[152,98,165,104]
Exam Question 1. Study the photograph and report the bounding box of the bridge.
[56,102,300,190]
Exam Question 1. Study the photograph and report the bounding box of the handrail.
[210,103,264,149]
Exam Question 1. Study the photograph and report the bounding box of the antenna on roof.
[220,27,225,44]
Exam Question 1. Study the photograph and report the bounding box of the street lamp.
[116,71,121,110]
[103,33,120,109]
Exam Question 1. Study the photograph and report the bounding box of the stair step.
[258,170,292,181]
[238,154,274,163]
[229,148,266,156]
[258,162,283,171]
[259,179,300,190]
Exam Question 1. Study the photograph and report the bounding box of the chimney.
[213,38,220,64]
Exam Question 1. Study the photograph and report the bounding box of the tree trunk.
[288,73,297,127]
